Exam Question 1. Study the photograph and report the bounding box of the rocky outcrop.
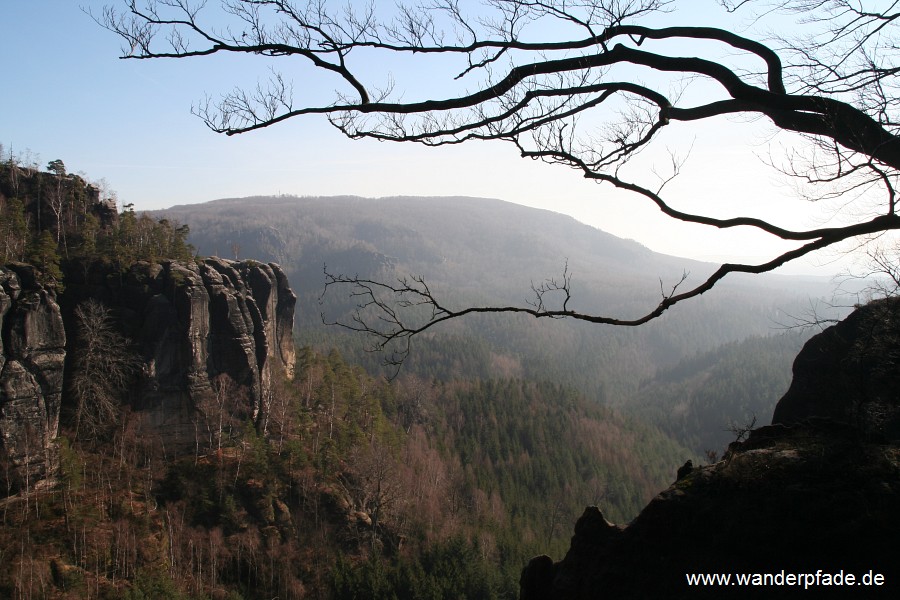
[521,421,900,599]
[64,257,296,448]
[1,257,296,492]
[0,264,66,490]
[523,299,900,599]
[772,296,900,439]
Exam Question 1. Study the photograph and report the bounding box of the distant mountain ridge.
[161,194,709,286]
[157,193,828,314]
[155,194,841,446]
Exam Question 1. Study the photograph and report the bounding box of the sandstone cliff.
[522,299,900,599]
[0,257,296,491]
[0,264,66,490]
[64,257,296,447]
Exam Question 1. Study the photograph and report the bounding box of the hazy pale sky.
[0,1,873,276]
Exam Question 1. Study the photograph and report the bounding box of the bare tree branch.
[98,0,900,367]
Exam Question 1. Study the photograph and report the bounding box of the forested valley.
[0,158,837,598]
[2,344,684,598]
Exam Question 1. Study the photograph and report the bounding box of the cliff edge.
[773,296,900,439]
[63,257,297,447]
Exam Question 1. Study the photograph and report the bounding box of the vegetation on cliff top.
[0,153,194,282]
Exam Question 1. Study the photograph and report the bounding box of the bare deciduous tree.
[194,372,250,457]
[836,239,900,303]
[70,299,141,441]
[97,0,900,364]
[344,439,403,550]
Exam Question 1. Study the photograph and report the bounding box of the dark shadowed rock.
[43,257,296,458]
[549,507,623,598]
[520,555,554,600]
[521,422,900,599]
[2,257,297,492]
[522,300,900,599]
[772,296,900,439]
[63,257,296,451]
[676,459,693,480]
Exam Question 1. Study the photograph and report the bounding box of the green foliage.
[0,158,195,283]
[77,211,101,260]
[58,436,83,490]
[330,537,507,600]
[0,337,696,600]
[103,207,194,268]
[433,378,685,531]
[294,348,687,595]
[240,420,270,477]
[632,332,810,454]
[0,196,28,261]
[27,229,63,283]
[123,569,191,600]
[46,159,66,177]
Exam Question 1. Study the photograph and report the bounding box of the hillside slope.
[157,195,838,405]
[632,332,811,455]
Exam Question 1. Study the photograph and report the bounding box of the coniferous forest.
[0,155,826,598]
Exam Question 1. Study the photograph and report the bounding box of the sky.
[0,0,879,277]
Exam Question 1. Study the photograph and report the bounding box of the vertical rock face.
[1,257,297,492]
[0,264,66,490]
[67,257,296,449]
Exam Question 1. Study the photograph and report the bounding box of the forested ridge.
[161,194,835,438]
[633,333,811,455]
[0,156,193,279]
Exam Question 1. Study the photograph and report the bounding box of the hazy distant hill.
[156,195,838,425]
[160,195,717,312]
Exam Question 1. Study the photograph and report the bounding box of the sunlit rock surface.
[0,264,66,490]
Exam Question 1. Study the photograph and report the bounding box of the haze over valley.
[158,194,839,454]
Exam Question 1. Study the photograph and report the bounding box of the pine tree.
[27,229,63,284]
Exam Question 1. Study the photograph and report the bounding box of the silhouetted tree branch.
[321,263,691,367]
[837,237,900,302]
[99,0,900,365]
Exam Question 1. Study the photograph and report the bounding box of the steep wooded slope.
[0,346,692,599]
[632,332,811,455]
